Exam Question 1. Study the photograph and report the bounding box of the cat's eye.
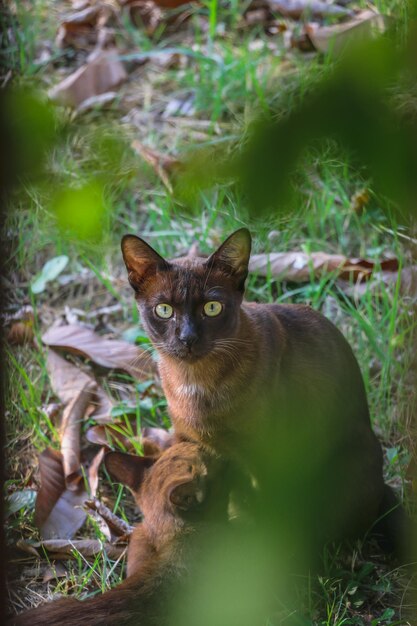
[155,303,174,319]
[204,301,223,317]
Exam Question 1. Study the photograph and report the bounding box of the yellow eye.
[204,301,222,317]
[155,303,173,319]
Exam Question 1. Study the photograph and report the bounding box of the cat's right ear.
[121,235,169,292]
[104,451,155,493]
[206,228,252,291]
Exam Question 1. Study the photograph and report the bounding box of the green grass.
[4,0,415,623]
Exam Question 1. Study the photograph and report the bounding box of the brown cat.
[121,228,406,556]
[8,442,229,626]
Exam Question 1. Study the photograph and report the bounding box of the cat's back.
[242,300,368,417]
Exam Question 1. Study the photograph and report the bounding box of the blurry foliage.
[178,3,417,221]
[52,182,109,242]
[3,90,56,186]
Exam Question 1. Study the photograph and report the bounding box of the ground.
[3,1,416,624]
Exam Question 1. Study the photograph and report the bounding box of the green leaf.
[31,255,69,294]
[380,608,395,623]
[386,447,399,465]
[6,489,37,517]
[122,327,150,345]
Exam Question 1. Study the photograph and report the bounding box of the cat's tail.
[373,484,415,565]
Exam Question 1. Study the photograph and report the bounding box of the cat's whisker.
[212,346,241,368]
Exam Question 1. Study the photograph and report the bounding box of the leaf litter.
[43,324,157,381]
[17,319,162,561]
[249,251,399,283]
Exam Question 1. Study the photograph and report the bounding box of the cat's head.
[121,229,251,362]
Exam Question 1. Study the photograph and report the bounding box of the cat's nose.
[178,321,198,347]
[178,330,198,347]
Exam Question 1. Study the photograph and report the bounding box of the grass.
[4,0,416,624]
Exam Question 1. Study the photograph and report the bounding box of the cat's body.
[121,229,403,553]
[9,443,229,626]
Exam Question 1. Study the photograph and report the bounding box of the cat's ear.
[206,228,251,290]
[104,451,155,494]
[121,235,169,292]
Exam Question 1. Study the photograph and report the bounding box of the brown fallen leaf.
[120,1,162,34]
[350,188,370,215]
[17,538,127,561]
[152,0,196,7]
[49,49,127,108]
[60,381,96,489]
[86,423,172,455]
[131,140,181,193]
[85,499,134,538]
[306,9,386,55]
[267,0,352,20]
[47,349,114,423]
[56,5,103,49]
[86,423,140,451]
[340,265,417,300]
[88,447,106,499]
[4,305,35,346]
[142,426,174,452]
[43,324,157,381]
[42,562,68,583]
[76,90,118,113]
[249,251,398,283]
[7,321,35,346]
[35,448,87,540]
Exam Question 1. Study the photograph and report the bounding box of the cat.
[8,442,229,626]
[121,227,408,558]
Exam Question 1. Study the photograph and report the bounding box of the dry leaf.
[41,402,63,422]
[268,0,352,20]
[4,305,35,346]
[350,188,370,215]
[306,9,386,55]
[47,350,114,423]
[249,251,398,283]
[43,324,157,380]
[152,0,195,7]
[35,448,87,540]
[76,90,118,113]
[2,304,34,325]
[85,499,134,538]
[7,321,34,346]
[121,1,162,34]
[131,140,181,193]
[17,538,127,561]
[56,5,102,49]
[42,562,68,583]
[86,423,140,450]
[336,265,417,300]
[87,447,106,498]
[49,49,127,108]
[142,426,173,452]
[60,381,96,489]
[86,424,172,456]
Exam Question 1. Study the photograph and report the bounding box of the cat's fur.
[121,228,406,556]
[9,443,229,626]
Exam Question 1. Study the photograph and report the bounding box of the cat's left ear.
[121,235,169,292]
[206,228,251,291]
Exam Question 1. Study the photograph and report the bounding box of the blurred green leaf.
[52,181,108,241]
[6,90,56,184]
[6,489,37,517]
[31,255,69,294]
